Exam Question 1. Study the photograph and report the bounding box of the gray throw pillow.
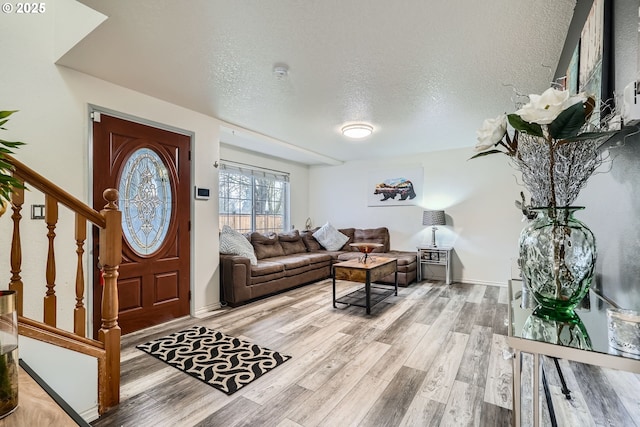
[220,225,258,265]
[313,222,349,251]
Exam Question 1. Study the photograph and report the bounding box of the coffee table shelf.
[335,285,396,308]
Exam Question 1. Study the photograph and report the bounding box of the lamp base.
[431,226,438,247]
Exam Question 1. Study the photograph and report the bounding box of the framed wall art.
[579,0,614,121]
[367,167,423,207]
[559,0,613,122]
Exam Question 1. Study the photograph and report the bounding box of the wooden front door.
[92,113,191,336]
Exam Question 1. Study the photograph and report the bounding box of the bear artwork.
[373,177,416,201]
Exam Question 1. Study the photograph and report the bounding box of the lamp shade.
[422,210,446,226]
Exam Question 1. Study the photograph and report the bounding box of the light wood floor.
[91,279,514,427]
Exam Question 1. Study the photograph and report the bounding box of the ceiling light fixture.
[341,123,373,139]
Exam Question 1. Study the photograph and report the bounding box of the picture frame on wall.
[367,167,423,207]
[565,43,580,95]
[578,0,614,122]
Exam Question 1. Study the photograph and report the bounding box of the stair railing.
[4,153,121,414]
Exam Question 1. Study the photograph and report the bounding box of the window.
[218,161,290,234]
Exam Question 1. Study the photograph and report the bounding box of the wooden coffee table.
[332,257,398,314]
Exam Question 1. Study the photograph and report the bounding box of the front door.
[92,113,191,336]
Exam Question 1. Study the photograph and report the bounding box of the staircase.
[3,154,121,417]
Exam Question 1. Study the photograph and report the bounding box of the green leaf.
[469,149,507,160]
[0,111,18,120]
[0,139,25,148]
[548,102,586,139]
[508,114,543,137]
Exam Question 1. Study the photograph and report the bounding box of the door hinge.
[188,151,191,161]
[91,111,101,122]
[188,220,191,232]
[188,290,192,301]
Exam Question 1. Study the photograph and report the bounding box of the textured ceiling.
[59,0,577,165]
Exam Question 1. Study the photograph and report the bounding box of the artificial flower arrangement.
[472,87,614,208]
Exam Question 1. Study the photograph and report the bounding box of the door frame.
[87,104,195,334]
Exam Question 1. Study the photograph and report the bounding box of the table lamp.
[422,210,446,247]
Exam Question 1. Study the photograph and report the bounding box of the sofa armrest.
[219,254,252,304]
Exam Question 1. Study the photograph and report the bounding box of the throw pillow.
[313,222,349,251]
[219,225,258,265]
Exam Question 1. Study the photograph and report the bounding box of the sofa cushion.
[304,252,333,265]
[273,255,311,270]
[250,260,287,285]
[300,228,323,251]
[338,228,356,251]
[278,230,308,255]
[386,250,418,266]
[354,227,390,252]
[313,222,349,251]
[219,225,258,265]
[251,260,285,276]
[251,232,286,259]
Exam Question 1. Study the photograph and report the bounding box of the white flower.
[565,92,588,109]
[475,114,507,151]
[515,87,570,125]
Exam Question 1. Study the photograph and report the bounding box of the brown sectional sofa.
[220,226,418,306]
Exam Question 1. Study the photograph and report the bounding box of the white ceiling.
[59,0,578,165]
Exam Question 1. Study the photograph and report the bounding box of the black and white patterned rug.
[136,325,291,395]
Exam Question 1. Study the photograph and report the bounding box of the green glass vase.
[518,207,596,313]
[522,305,592,350]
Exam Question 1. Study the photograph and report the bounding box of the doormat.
[136,325,291,395]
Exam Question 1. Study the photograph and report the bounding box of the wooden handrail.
[5,154,106,227]
[19,317,104,356]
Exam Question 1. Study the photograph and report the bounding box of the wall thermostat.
[194,187,210,200]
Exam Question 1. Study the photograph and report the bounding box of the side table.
[417,245,452,285]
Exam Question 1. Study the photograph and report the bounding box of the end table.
[417,245,453,285]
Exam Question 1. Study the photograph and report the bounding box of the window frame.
[218,161,290,234]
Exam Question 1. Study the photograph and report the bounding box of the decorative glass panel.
[118,148,172,255]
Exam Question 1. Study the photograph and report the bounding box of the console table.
[507,279,640,427]
[417,245,452,284]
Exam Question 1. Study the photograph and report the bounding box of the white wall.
[309,147,526,285]
[219,144,311,233]
[0,2,221,329]
[20,336,99,421]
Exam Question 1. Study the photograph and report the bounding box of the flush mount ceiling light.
[341,123,373,139]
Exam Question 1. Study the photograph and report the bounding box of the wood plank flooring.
[541,356,640,426]
[91,280,514,427]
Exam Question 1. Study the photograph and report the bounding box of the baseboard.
[458,279,507,287]
[195,302,222,318]
[79,406,99,423]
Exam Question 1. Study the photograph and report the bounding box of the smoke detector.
[273,64,289,79]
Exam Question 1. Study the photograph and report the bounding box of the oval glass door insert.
[118,148,172,255]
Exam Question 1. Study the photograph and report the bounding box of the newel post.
[98,188,121,410]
